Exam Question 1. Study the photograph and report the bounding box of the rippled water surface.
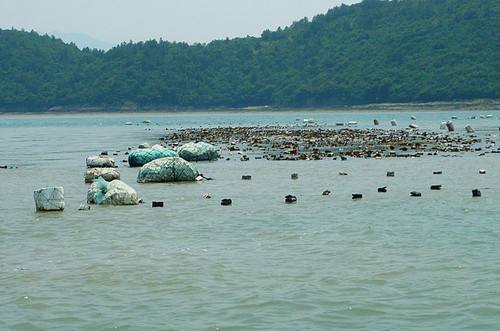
[1,110,500,330]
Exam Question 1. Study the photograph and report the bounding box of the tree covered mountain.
[0,0,498,110]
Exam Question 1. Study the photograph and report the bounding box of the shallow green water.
[1,111,500,330]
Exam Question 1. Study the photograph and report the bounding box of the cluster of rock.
[164,126,491,161]
[34,141,219,211]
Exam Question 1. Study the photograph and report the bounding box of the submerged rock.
[128,145,177,167]
[177,142,219,161]
[87,178,139,205]
[137,157,199,183]
[84,168,120,183]
[86,155,116,168]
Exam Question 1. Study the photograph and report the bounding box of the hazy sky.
[0,0,359,45]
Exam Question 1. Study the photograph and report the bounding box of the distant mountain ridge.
[0,0,498,110]
[49,31,115,50]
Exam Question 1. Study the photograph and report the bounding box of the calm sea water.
[1,110,500,330]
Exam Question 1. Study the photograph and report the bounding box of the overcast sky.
[0,0,359,45]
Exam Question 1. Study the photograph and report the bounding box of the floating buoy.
[479,169,486,175]
[374,119,379,126]
[430,185,442,190]
[410,191,422,197]
[387,171,395,177]
[391,120,398,126]
[285,195,297,204]
[291,173,299,180]
[472,189,482,197]
[322,190,331,196]
[378,187,387,193]
[433,171,443,175]
[152,201,164,208]
[242,175,252,180]
[411,116,417,120]
[352,194,363,200]
[221,199,232,206]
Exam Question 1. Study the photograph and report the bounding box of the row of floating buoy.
[152,169,489,208]
[217,186,484,206]
[238,170,487,182]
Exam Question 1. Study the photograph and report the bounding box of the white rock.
[84,168,120,183]
[34,187,64,212]
[87,179,139,205]
[86,156,116,168]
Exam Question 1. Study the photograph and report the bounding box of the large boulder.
[128,144,177,167]
[84,168,120,183]
[178,142,219,162]
[87,178,140,205]
[137,157,199,183]
[34,187,64,211]
[86,155,116,168]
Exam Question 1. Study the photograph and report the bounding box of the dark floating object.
[0,165,7,169]
[430,185,442,190]
[479,169,486,175]
[322,190,331,196]
[387,171,395,177]
[242,175,252,180]
[340,156,348,161]
[352,194,363,200]
[203,194,212,199]
[433,171,443,175]
[291,173,299,180]
[410,191,422,197]
[378,187,387,193]
[100,151,108,156]
[152,201,164,208]
[339,172,348,176]
[374,119,380,126]
[472,189,482,197]
[221,199,232,206]
[285,195,297,204]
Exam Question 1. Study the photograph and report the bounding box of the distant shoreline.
[1,99,499,115]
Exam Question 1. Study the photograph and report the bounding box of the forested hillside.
[0,0,498,110]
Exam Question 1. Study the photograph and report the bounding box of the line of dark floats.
[206,171,484,207]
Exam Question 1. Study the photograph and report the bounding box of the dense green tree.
[0,0,498,110]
